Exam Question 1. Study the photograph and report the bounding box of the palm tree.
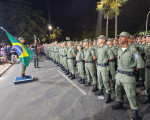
[97,0,121,39]
[52,27,62,41]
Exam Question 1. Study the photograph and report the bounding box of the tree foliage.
[0,0,47,44]
[51,27,62,42]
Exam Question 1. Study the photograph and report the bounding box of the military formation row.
[42,32,150,120]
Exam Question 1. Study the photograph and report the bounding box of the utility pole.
[146,11,150,35]
[115,0,118,39]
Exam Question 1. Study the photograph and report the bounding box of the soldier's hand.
[109,58,113,61]
[135,68,139,71]
[93,56,96,60]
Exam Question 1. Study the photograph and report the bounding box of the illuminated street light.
[48,25,53,43]
[48,25,52,30]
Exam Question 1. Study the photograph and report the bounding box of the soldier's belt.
[85,61,93,63]
[117,69,135,76]
[67,58,74,60]
[76,61,83,63]
[63,55,67,57]
[109,59,115,62]
[60,55,67,57]
[97,63,108,67]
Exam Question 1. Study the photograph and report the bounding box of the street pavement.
[0,56,150,120]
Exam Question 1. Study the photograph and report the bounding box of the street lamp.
[48,25,52,30]
[146,11,150,34]
[48,25,53,43]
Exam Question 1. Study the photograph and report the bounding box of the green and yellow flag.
[4,31,33,67]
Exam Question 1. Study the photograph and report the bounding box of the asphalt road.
[0,56,150,120]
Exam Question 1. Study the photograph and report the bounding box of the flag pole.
[0,27,7,32]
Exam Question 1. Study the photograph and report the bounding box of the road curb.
[0,64,13,77]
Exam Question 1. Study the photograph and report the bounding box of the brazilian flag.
[5,31,33,67]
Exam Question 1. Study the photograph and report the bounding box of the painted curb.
[0,64,12,76]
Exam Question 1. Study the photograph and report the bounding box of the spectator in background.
[10,46,18,64]
[5,45,11,61]
[31,44,39,68]
[0,45,5,57]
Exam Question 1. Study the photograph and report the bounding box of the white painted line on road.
[43,58,48,63]
[57,70,87,96]
[0,64,12,76]
[0,78,5,80]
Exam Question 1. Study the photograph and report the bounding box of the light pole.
[115,0,118,39]
[146,11,150,34]
[48,25,53,43]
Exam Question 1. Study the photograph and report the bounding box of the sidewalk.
[0,63,12,77]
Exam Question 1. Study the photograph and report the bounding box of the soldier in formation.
[43,31,150,120]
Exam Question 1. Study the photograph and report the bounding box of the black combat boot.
[61,67,65,71]
[78,77,82,82]
[68,73,73,77]
[64,69,67,73]
[112,81,115,91]
[71,74,75,79]
[85,81,91,86]
[21,74,29,79]
[80,79,85,84]
[105,94,113,103]
[142,96,150,104]
[65,70,70,75]
[92,84,98,92]
[95,89,104,96]
[131,110,140,120]
[111,101,123,109]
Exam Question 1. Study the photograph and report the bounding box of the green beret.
[119,32,130,38]
[83,39,89,43]
[108,38,113,41]
[113,38,118,41]
[18,37,25,41]
[67,41,72,44]
[97,35,106,40]
[77,45,82,48]
[130,35,133,40]
[146,34,150,37]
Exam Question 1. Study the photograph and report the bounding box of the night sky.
[25,0,98,37]
[25,0,150,38]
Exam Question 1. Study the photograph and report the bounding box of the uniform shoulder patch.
[108,49,111,53]
[134,54,139,59]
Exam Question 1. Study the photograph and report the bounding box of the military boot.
[61,67,65,71]
[105,94,113,103]
[64,69,67,73]
[85,81,91,86]
[21,74,29,79]
[111,101,123,109]
[131,110,140,120]
[92,84,98,92]
[68,73,73,77]
[78,77,82,82]
[65,70,70,75]
[112,81,115,91]
[71,74,75,79]
[142,96,150,104]
[95,89,104,96]
[80,79,85,84]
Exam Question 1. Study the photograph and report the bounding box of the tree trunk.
[106,14,109,40]
[115,0,118,39]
